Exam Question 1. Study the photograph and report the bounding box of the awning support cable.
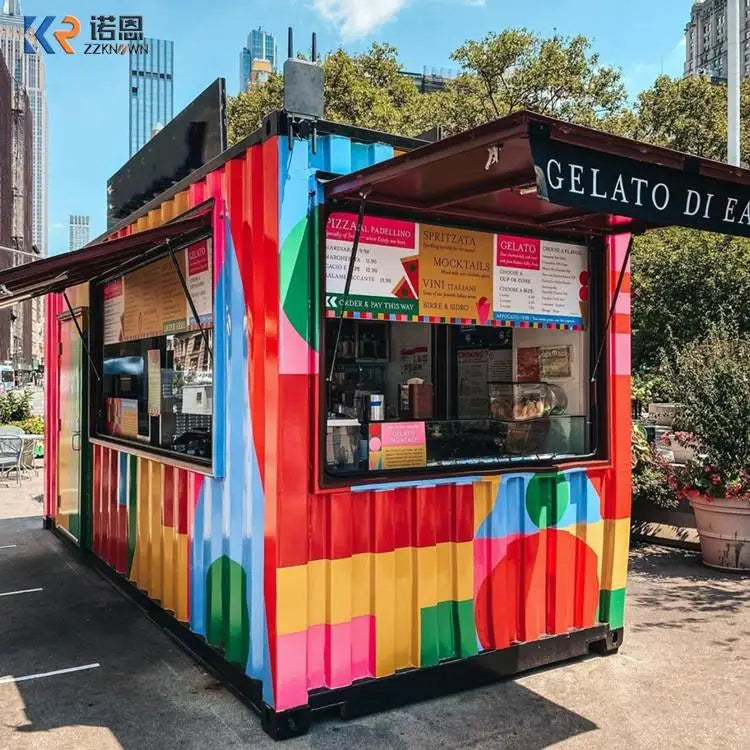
[165,239,213,359]
[327,190,370,384]
[590,236,633,384]
[62,291,101,382]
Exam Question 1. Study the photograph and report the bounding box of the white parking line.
[0,587,43,597]
[0,545,17,549]
[0,663,101,685]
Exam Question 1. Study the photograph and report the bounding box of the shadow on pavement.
[628,543,750,638]
[0,517,601,749]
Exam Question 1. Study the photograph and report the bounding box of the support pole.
[165,240,213,359]
[63,291,101,382]
[327,192,370,384]
[728,0,741,166]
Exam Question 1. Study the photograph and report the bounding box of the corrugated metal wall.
[45,128,632,716]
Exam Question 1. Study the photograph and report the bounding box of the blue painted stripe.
[350,476,481,493]
[118,452,128,506]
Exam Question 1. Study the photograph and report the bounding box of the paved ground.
[1,475,748,749]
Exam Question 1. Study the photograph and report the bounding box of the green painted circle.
[525,473,570,529]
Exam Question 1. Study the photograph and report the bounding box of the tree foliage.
[228,43,435,143]
[448,30,626,131]
[631,228,750,371]
[227,31,627,144]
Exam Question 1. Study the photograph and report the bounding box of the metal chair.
[0,426,30,482]
[0,435,23,485]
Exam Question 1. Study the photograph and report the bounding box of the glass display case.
[425,416,588,467]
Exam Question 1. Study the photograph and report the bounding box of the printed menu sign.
[368,421,427,470]
[325,218,587,329]
[147,350,161,417]
[325,212,418,316]
[102,279,124,345]
[457,349,488,418]
[106,397,138,439]
[117,239,213,342]
[186,239,213,326]
[419,225,493,322]
[493,234,587,328]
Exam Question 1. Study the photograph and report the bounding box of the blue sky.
[22,0,689,253]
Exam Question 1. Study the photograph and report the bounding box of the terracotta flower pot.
[690,495,750,571]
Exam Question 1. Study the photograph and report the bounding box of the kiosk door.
[56,311,85,543]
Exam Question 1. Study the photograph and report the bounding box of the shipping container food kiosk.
[2,109,749,739]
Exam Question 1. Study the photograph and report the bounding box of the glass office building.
[129,38,174,156]
[239,27,275,92]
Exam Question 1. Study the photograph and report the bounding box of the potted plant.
[669,327,750,571]
[658,431,696,465]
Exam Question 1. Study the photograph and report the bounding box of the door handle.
[72,432,81,451]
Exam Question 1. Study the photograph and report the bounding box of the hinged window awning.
[0,204,212,310]
[325,110,750,239]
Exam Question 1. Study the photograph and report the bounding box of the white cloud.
[51,222,65,229]
[313,0,408,41]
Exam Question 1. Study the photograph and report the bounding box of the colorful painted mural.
[45,125,631,721]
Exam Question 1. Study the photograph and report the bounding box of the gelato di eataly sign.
[530,136,750,237]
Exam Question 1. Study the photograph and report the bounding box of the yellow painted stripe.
[276,541,474,638]
[374,551,396,677]
[473,476,499,533]
[173,190,189,216]
[160,523,176,612]
[148,462,163,601]
[174,532,190,622]
[561,519,606,584]
[600,518,631,591]
[135,456,149,590]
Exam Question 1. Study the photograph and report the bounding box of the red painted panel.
[476,530,600,650]
[176,470,189,535]
[163,465,175,528]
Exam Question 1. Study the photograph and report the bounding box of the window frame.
[317,202,609,489]
[89,228,215,470]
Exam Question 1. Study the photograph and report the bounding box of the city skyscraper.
[239,27,276,92]
[129,38,174,156]
[69,215,90,251]
[0,0,46,373]
[0,0,48,256]
[684,0,750,79]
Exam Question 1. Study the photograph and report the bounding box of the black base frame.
[46,519,623,741]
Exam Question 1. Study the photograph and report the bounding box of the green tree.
[228,43,434,144]
[631,228,750,371]
[227,31,628,144]
[447,30,627,132]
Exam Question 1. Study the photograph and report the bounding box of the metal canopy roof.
[325,110,750,239]
[0,205,212,309]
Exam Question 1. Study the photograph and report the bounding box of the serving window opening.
[93,236,214,466]
[323,211,597,479]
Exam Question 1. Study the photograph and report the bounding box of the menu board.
[487,348,512,381]
[325,213,418,316]
[325,220,588,329]
[147,350,161,416]
[115,239,213,343]
[399,346,430,381]
[494,234,587,328]
[517,345,574,381]
[106,397,138,439]
[186,240,213,326]
[368,421,427,470]
[419,225,493,322]
[102,278,124,345]
[457,349,488,418]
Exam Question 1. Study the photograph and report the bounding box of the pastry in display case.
[489,381,568,421]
